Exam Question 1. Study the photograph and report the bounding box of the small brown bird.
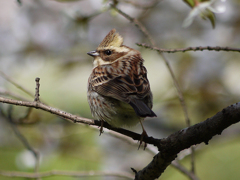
[87,29,156,148]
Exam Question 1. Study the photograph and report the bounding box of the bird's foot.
[99,120,104,136]
[138,130,148,150]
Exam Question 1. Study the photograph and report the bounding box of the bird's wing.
[89,59,156,117]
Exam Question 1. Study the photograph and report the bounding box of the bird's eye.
[105,50,112,56]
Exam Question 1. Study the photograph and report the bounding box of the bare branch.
[110,3,155,45]
[87,125,200,180]
[121,0,160,9]
[135,102,240,179]
[0,96,151,145]
[137,43,240,53]
[0,170,134,179]
[172,161,199,180]
[34,77,40,102]
[0,71,34,98]
[0,88,30,101]
[1,106,40,175]
[0,96,93,124]
[110,3,191,126]
[190,147,195,173]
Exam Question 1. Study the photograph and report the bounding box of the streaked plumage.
[87,29,156,139]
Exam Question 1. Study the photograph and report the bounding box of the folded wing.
[89,60,156,118]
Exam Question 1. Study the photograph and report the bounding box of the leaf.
[200,9,216,28]
[182,0,195,7]
[17,0,22,5]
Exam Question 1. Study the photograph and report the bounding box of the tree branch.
[0,88,30,101]
[110,2,191,127]
[135,102,240,179]
[172,161,199,180]
[34,77,40,102]
[0,96,157,146]
[0,170,134,179]
[2,107,40,174]
[137,43,240,53]
[0,71,34,98]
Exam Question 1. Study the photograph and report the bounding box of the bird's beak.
[87,51,99,57]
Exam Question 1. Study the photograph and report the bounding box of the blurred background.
[0,0,240,179]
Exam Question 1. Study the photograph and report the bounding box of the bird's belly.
[88,92,142,128]
[110,100,142,127]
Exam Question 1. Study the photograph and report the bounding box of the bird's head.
[87,29,133,68]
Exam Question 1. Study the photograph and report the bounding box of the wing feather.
[88,55,156,117]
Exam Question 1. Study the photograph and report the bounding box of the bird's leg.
[99,120,104,136]
[138,120,148,150]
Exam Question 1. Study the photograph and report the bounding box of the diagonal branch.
[172,161,199,180]
[0,96,155,145]
[135,102,240,179]
[1,106,40,173]
[110,2,191,127]
[0,71,34,98]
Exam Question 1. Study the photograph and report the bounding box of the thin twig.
[18,107,33,124]
[0,71,34,98]
[160,53,191,126]
[0,96,158,146]
[110,4,155,45]
[0,97,94,124]
[172,160,199,180]
[110,1,191,127]
[121,0,160,9]
[191,146,195,173]
[2,106,41,176]
[34,77,40,102]
[0,88,30,101]
[0,170,134,179]
[137,43,240,53]
[93,126,157,151]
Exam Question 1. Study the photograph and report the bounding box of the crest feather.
[98,29,123,48]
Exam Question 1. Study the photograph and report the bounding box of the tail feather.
[129,99,156,118]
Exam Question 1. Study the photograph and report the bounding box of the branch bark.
[0,170,134,179]
[136,43,240,53]
[135,102,240,179]
[0,97,150,144]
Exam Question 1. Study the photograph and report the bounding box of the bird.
[87,29,156,149]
